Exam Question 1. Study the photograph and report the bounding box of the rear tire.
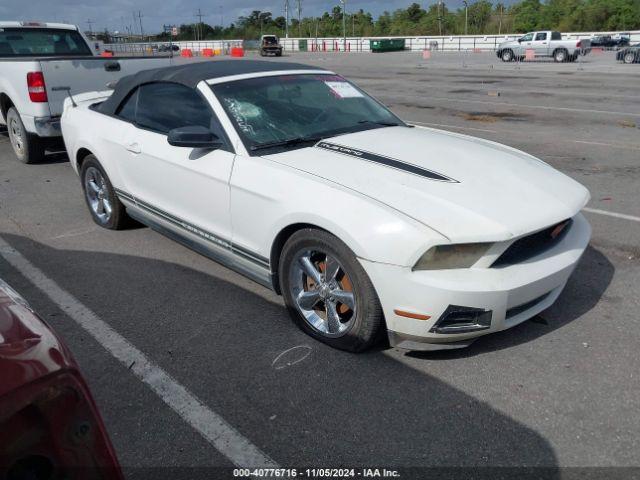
[80,155,129,230]
[623,52,636,64]
[279,228,384,352]
[553,49,568,62]
[7,108,45,164]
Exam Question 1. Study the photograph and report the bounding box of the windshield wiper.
[250,135,325,152]
[357,120,403,127]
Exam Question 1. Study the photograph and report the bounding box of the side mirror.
[167,126,222,149]
[517,38,522,43]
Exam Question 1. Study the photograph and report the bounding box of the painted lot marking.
[583,208,640,223]
[411,122,640,151]
[425,95,640,118]
[0,236,277,469]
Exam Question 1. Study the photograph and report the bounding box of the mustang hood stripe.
[315,141,458,183]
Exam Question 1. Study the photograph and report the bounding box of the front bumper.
[360,213,591,351]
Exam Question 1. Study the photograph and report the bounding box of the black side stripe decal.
[114,189,270,269]
[315,142,458,183]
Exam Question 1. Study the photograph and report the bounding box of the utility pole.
[437,0,443,36]
[463,0,468,35]
[194,8,204,41]
[134,11,144,41]
[297,0,302,38]
[219,6,223,28]
[498,5,503,35]
[284,0,289,38]
[339,0,346,50]
[86,19,94,37]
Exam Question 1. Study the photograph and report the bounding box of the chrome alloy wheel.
[289,249,357,337]
[8,116,24,157]
[84,166,112,223]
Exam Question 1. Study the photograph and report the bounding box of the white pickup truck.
[496,31,591,63]
[0,21,171,163]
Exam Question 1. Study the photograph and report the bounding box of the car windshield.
[0,28,92,57]
[210,73,404,153]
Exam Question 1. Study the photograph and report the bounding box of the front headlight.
[412,243,492,271]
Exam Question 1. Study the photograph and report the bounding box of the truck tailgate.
[40,57,172,117]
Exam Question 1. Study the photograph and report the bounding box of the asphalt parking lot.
[1,50,639,477]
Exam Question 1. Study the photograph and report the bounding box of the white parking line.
[0,237,277,469]
[583,207,640,223]
[574,140,640,151]
[426,96,640,117]
[410,121,498,134]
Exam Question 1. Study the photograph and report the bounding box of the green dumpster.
[370,38,405,52]
[299,39,308,52]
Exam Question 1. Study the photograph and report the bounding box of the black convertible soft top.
[98,59,327,116]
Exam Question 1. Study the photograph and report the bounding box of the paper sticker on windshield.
[324,81,363,99]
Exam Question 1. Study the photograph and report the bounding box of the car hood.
[267,126,589,242]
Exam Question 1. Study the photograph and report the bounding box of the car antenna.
[52,86,77,108]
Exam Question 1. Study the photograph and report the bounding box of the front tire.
[501,49,513,62]
[7,107,45,164]
[623,52,636,64]
[279,229,384,352]
[80,155,128,230]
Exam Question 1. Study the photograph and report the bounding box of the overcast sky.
[0,0,475,34]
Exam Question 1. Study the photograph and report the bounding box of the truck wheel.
[623,52,636,64]
[6,108,45,164]
[80,155,129,230]
[553,49,568,62]
[501,49,514,62]
[279,228,384,352]
[259,50,265,57]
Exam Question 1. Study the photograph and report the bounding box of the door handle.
[126,142,141,154]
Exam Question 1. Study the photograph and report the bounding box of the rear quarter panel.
[0,59,50,128]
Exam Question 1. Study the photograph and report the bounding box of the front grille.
[505,292,551,319]
[492,219,572,268]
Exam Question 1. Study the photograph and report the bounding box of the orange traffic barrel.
[230,47,244,57]
[181,49,193,57]
[202,48,214,57]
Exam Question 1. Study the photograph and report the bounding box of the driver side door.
[115,82,236,248]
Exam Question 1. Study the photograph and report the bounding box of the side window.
[551,32,562,40]
[521,33,534,42]
[135,83,213,134]
[535,32,547,41]
[116,87,138,123]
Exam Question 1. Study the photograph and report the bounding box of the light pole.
[463,0,468,35]
[339,0,346,51]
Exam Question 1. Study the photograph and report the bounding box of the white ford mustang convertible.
[61,60,591,352]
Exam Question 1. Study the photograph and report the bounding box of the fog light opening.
[429,305,492,334]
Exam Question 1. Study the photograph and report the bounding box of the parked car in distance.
[591,34,630,49]
[0,278,123,479]
[616,43,639,63]
[497,31,590,62]
[158,43,180,52]
[259,35,283,56]
[61,61,591,353]
[0,21,172,164]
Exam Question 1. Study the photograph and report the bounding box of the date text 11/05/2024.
[233,468,401,478]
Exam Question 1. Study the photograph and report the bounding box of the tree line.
[151,0,639,41]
